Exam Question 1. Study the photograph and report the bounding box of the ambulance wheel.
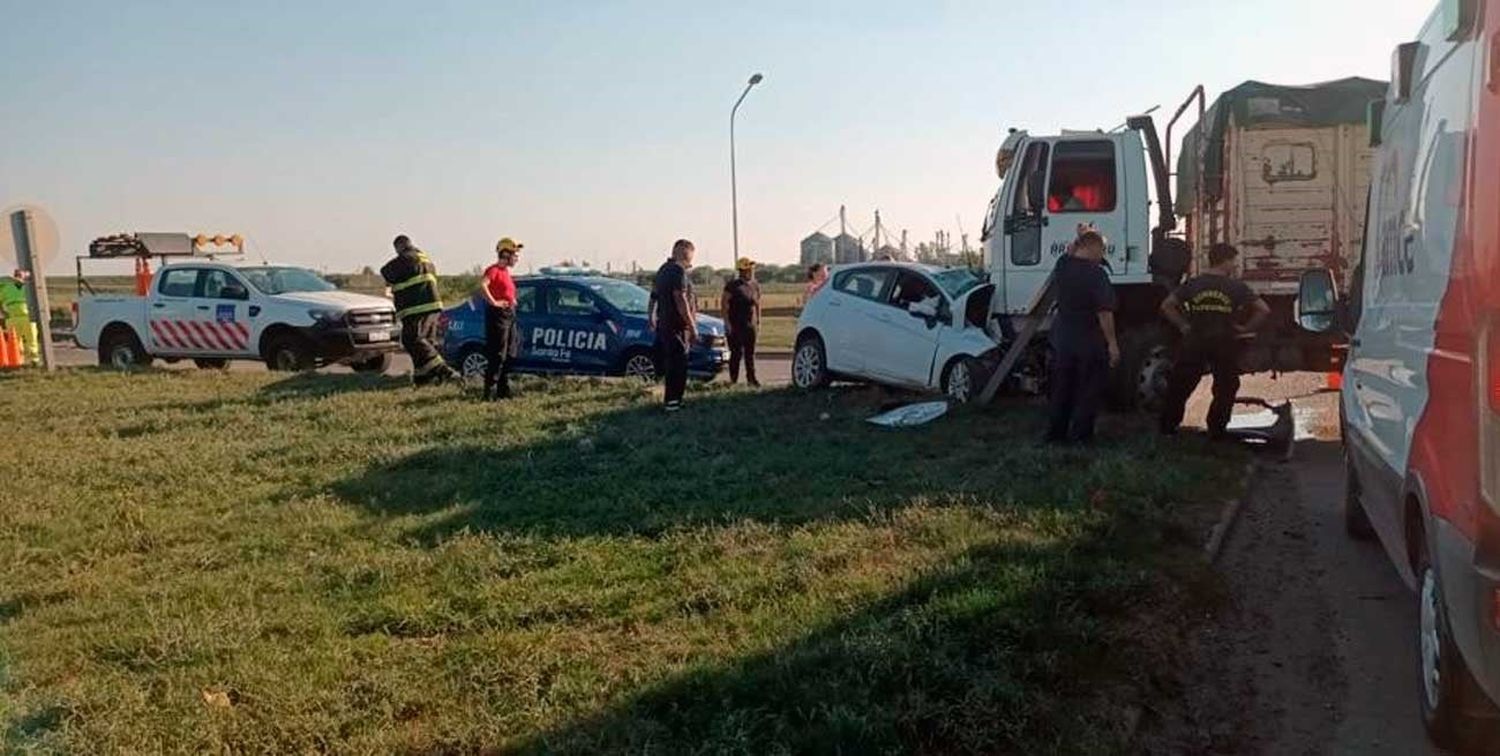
[793,333,830,389]
[99,327,150,370]
[264,334,315,372]
[457,346,489,381]
[193,358,230,370]
[621,348,657,382]
[1343,454,1375,540]
[1112,325,1173,411]
[1416,534,1496,750]
[351,353,391,374]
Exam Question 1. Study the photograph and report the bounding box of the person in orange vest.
[0,269,38,366]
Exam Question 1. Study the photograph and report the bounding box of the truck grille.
[347,309,395,328]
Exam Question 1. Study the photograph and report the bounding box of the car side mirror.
[1296,269,1340,334]
[222,284,249,301]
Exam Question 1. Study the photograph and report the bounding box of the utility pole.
[730,73,765,270]
[9,210,55,371]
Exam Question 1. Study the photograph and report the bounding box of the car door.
[825,267,897,375]
[147,268,204,356]
[192,268,256,357]
[510,281,541,370]
[869,270,947,388]
[539,283,617,374]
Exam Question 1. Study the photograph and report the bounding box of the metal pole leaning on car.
[978,275,1057,406]
[730,73,764,270]
[9,210,55,371]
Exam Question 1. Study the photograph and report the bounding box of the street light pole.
[730,72,764,270]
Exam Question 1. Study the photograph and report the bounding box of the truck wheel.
[98,328,150,371]
[264,334,315,372]
[620,348,657,382]
[1112,325,1174,411]
[351,353,391,374]
[1343,455,1376,540]
[193,358,230,370]
[793,333,830,389]
[457,346,490,382]
[1416,534,1495,749]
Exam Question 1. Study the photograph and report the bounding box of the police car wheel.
[622,350,657,382]
[793,335,830,389]
[458,347,489,381]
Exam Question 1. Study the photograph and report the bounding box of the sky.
[0,0,1433,275]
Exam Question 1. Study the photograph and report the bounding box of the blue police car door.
[510,281,541,370]
[534,283,618,374]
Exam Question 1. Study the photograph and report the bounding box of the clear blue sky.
[1,0,1431,275]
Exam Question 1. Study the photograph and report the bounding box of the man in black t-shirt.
[650,239,697,412]
[1046,228,1120,444]
[1158,243,1272,438]
[721,257,762,386]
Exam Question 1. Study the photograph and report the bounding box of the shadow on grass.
[329,386,1080,541]
[256,371,411,401]
[516,497,1182,753]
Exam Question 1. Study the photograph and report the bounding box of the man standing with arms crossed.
[381,235,458,387]
[721,256,761,387]
[650,239,697,412]
[1158,243,1271,439]
[1046,228,1120,445]
[478,238,523,401]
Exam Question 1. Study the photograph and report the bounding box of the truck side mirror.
[1367,100,1387,148]
[1296,269,1340,334]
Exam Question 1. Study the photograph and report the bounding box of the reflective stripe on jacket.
[380,250,443,320]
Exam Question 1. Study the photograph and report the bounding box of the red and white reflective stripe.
[149,319,251,351]
[149,320,178,349]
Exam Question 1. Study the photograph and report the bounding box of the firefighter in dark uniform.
[478,238,523,400]
[1046,227,1120,445]
[1158,243,1272,438]
[381,235,458,386]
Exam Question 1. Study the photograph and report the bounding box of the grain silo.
[800,232,834,266]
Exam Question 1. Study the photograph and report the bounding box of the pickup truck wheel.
[351,353,391,374]
[1416,536,1494,749]
[193,358,230,370]
[793,334,830,389]
[1343,454,1376,540]
[264,335,315,372]
[99,330,150,370]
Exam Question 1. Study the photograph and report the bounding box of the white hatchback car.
[792,263,1001,401]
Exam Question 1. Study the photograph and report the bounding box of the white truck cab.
[75,260,401,372]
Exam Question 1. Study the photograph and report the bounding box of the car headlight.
[699,334,719,348]
[309,308,343,325]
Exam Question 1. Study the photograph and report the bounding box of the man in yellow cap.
[478,238,523,400]
[0,268,38,366]
[720,256,762,386]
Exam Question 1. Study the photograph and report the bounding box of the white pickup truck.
[74,262,402,372]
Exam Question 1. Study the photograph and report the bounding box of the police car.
[439,273,727,381]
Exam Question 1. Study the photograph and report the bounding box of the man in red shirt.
[478,237,522,400]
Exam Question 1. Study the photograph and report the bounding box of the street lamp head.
[749,73,764,86]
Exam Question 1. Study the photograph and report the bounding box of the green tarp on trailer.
[1176,77,1388,215]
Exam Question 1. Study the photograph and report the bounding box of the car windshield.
[240,267,338,295]
[930,268,985,299]
[587,280,651,314]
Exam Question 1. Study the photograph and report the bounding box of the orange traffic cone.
[0,329,16,369]
[1326,371,1344,391]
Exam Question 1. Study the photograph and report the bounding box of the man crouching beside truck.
[381,235,459,387]
[1158,243,1271,439]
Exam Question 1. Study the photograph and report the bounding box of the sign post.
[10,209,56,371]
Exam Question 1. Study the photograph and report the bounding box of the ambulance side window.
[515,284,538,314]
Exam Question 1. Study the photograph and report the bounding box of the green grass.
[0,369,1238,754]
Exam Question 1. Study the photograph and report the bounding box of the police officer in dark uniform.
[1158,243,1272,438]
[1047,227,1120,445]
[650,239,696,412]
[381,235,458,386]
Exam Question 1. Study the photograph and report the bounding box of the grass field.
[1,368,1238,753]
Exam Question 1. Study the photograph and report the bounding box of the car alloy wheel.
[624,353,656,381]
[110,344,137,370]
[1420,565,1444,713]
[461,351,489,380]
[793,342,822,389]
[946,360,973,403]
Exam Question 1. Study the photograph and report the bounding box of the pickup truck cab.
[75,262,401,372]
